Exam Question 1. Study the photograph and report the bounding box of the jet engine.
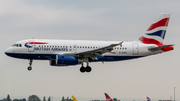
[49,55,83,66]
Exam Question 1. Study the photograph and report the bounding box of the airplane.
[5,13,174,73]
[104,93,113,101]
[72,95,78,101]
[147,97,151,101]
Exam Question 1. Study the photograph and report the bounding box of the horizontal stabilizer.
[148,44,174,52]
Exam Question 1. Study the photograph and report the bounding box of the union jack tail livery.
[104,93,113,101]
[139,13,170,45]
[147,97,151,101]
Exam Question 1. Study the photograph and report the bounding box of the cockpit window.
[12,44,22,47]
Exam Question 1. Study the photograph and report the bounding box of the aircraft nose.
[5,47,12,56]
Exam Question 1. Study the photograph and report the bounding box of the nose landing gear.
[28,59,33,71]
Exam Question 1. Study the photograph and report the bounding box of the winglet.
[111,41,123,46]
[104,93,113,101]
[72,95,78,101]
[119,41,123,45]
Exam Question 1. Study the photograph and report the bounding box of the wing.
[74,41,123,59]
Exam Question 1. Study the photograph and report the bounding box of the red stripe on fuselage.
[25,42,48,45]
[147,18,169,31]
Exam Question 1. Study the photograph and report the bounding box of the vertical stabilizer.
[147,97,151,101]
[104,93,113,101]
[139,13,170,44]
[72,95,78,101]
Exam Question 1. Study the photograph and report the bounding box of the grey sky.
[0,0,180,101]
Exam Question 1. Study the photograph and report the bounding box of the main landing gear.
[28,59,33,71]
[80,63,92,73]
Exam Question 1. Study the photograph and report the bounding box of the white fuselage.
[5,39,161,62]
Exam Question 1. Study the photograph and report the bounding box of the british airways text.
[34,47,68,51]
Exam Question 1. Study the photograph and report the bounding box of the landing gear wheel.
[86,66,92,72]
[28,59,33,71]
[80,66,86,73]
[28,66,32,71]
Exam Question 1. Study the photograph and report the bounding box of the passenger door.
[28,40,34,52]
[132,43,139,55]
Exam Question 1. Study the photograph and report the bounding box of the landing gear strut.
[80,63,92,73]
[28,59,33,71]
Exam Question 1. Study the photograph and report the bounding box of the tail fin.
[72,95,78,101]
[147,97,151,101]
[104,93,113,101]
[139,13,170,45]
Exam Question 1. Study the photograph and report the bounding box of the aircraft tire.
[28,66,32,71]
[80,67,86,73]
[86,66,92,72]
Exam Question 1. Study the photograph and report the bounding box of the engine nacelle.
[50,55,83,66]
